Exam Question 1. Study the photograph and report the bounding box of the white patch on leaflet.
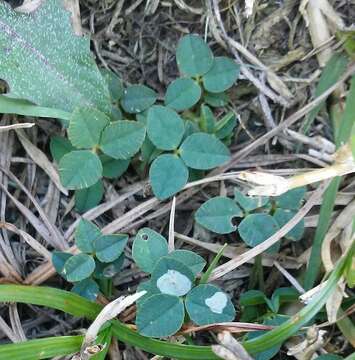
[157,270,191,296]
[205,292,228,314]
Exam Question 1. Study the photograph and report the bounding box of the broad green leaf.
[167,250,206,276]
[200,104,216,133]
[273,209,304,241]
[147,105,185,150]
[101,69,123,102]
[234,189,269,212]
[176,34,214,77]
[165,78,201,112]
[195,196,242,234]
[110,106,123,121]
[120,85,157,114]
[62,254,95,282]
[0,0,110,113]
[239,290,267,307]
[75,180,104,213]
[100,121,146,160]
[185,284,235,325]
[140,137,161,165]
[149,154,188,200]
[151,257,194,296]
[52,251,72,278]
[202,57,240,93]
[0,95,71,126]
[68,107,109,149]
[50,136,75,163]
[215,112,237,140]
[275,187,306,210]
[74,219,101,254]
[94,234,128,263]
[136,294,185,337]
[71,278,99,301]
[180,133,230,170]
[93,254,125,279]
[204,91,229,107]
[59,150,102,190]
[238,214,280,247]
[132,228,169,273]
[100,155,130,179]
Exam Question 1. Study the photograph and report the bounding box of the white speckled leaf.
[0,0,111,113]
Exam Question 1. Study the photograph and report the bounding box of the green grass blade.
[300,54,349,136]
[244,246,351,353]
[0,335,82,360]
[304,75,355,290]
[0,95,71,126]
[199,243,227,284]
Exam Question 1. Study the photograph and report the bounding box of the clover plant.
[47,32,240,205]
[195,187,307,250]
[132,228,236,337]
[52,219,128,300]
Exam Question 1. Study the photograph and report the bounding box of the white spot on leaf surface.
[205,292,228,314]
[156,270,192,296]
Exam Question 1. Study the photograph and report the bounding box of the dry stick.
[0,123,34,132]
[209,0,291,106]
[209,181,330,281]
[168,196,176,252]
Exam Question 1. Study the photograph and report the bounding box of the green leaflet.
[179,133,231,170]
[185,284,235,325]
[75,180,104,213]
[0,0,110,113]
[68,107,110,149]
[165,78,202,111]
[238,214,280,247]
[149,154,189,199]
[195,196,243,234]
[137,294,185,338]
[176,34,214,77]
[147,105,185,150]
[202,57,240,93]
[59,150,102,190]
[62,253,95,282]
[132,228,169,273]
[100,121,146,160]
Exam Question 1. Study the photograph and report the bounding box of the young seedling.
[132,228,235,338]
[52,219,128,300]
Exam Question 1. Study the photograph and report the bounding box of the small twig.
[0,123,34,132]
[168,197,176,252]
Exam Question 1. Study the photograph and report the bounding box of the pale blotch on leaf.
[156,270,192,297]
[205,292,228,314]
